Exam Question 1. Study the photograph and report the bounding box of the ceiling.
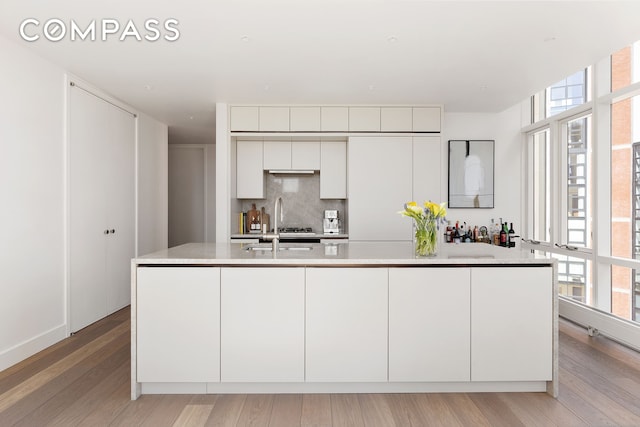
[2,1,640,144]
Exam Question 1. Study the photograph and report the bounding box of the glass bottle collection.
[444,218,516,247]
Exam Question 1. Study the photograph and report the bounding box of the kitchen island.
[131,242,557,400]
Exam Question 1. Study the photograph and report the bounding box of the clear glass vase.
[415,220,438,257]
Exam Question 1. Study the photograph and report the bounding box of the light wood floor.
[2,308,640,426]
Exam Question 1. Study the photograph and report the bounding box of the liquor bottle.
[473,225,479,242]
[508,223,515,248]
[454,221,461,244]
[499,221,507,247]
[445,221,452,243]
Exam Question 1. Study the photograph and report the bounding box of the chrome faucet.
[263,196,284,252]
[272,197,284,251]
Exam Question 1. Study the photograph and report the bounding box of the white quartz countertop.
[134,242,553,266]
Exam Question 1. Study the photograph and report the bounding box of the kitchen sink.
[244,244,313,252]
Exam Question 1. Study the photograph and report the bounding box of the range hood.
[268,170,316,175]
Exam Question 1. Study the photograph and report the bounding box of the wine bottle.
[508,223,515,248]
[500,221,507,247]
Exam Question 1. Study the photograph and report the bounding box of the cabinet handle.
[110,229,115,234]
[104,230,110,235]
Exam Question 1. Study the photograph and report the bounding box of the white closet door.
[105,105,135,313]
[69,86,135,332]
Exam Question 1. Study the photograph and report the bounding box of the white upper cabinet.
[263,140,292,170]
[381,107,412,131]
[349,107,381,131]
[413,107,441,132]
[321,107,349,131]
[236,140,264,199]
[230,105,442,133]
[320,141,347,199]
[230,106,259,131]
[259,107,290,131]
[264,140,320,170]
[291,141,321,169]
[290,107,321,131]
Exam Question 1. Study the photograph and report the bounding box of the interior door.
[105,104,135,313]
[69,86,135,332]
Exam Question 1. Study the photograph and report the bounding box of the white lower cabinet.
[388,268,471,382]
[220,268,305,382]
[471,267,553,382]
[136,267,220,382]
[305,268,388,382]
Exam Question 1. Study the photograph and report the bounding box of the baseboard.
[0,324,68,372]
[559,298,640,351]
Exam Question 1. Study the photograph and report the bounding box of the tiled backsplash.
[240,173,346,233]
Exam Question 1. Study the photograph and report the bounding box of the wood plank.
[3,330,130,426]
[138,394,194,427]
[236,394,274,427]
[0,321,130,413]
[269,394,303,427]
[357,394,397,427]
[204,394,247,427]
[467,393,526,427]
[301,393,332,427]
[173,404,214,427]
[385,393,427,427]
[496,391,586,427]
[410,393,464,427]
[331,394,364,427]
[438,393,491,427]
[76,380,132,425]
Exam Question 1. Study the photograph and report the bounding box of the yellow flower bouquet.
[399,201,447,256]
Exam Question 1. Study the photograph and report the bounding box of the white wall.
[442,104,523,234]
[138,114,168,256]
[0,36,67,369]
[0,35,169,371]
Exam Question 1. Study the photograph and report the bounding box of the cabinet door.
[230,106,259,131]
[263,140,292,170]
[381,107,412,131]
[413,107,441,132]
[259,107,290,131]
[221,268,305,382]
[348,137,413,241]
[413,136,441,203]
[290,107,321,131]
[389,268,470,382]
[291,141,320,169]
[137,267,220,382]
[349,107,380,131]
[306,268,388,382]
[321,107,349,131]
[236,140,264,198]
[471,267,553,382]
[320,141,347,199]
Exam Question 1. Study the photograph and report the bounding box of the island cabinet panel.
[471,267,553,382]
[220,268,305,382]
[136,267,220,383]
[305,268,388,382]
[388,268,471,382]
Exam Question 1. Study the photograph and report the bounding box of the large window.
[526,41,640,341]
[529,129,550,243]
[531,69,589,122]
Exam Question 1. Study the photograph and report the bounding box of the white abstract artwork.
[448,140,494,208]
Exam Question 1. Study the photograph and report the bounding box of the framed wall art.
[448,139,494,208]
